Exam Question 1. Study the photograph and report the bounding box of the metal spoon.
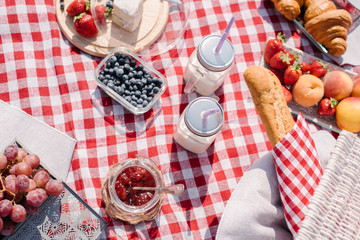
[132,184,185,196]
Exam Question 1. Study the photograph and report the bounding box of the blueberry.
[113,66,119,72]
[114,80,121,86]
[153,86,160,94]
[105,74,111,80]
[124,80,130,87]
[141,78,147,85]
[107,82,115,89]
[129,85,134,91]
[131,95,138,101]
[106,62,112,68]
[129,78,137,85]
[131,101,137,106]
[114,52,121,58]
[148,91,154,97]
[142,90,147,95]
[152,77,163,85]
[122,75,129,81]
[110,55,117,64]
[130,59,137,67]
[115,86,124,95]
[98,75,105,81]
[141,94,148,100]
[114,62,120,68]
[124,55,131,61]
[142,100,149,107]
[124,90,131,96]
[99,70,105,75]
[128,72,134,79]
[103,79,108,85]
[118,58,125,65]
[133,85,138,91]
[147,96,153,102]
[134,90,141,97]
[119,53,126,59]
[147,84,153,91]
[136,71,143,79]
[103,68,109,73]
[135,64,144,71]
[124,64,131,73]
[137,98,143,104]
[106,1,113,8]
[125,96,131,102]
[60,1,65,10]
[116,68,124,78]
[108,68,114,75]
[121,83,126,89]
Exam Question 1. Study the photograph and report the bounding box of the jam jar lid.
[184,97,224,137]
[197,35,235,72]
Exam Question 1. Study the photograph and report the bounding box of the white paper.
[0,100,76,181]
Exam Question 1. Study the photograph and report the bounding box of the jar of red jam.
[101,156,164,224]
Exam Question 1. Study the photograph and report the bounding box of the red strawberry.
[93,5,112,22]
[284,64,302,85]
[310,61,327,78]
[270,51,295,70]
[300,61,311,73]
[269,68,284,84]
[318,98,338,116]
[282,85,292,103]
[66,0,90,17]
[74,13,98,37]
[264,33,285,64]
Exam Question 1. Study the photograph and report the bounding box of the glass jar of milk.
[174,97,224,154]
[183,35,235,96]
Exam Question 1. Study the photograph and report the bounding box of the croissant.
[304,6,352,57]
[271,0,304,21]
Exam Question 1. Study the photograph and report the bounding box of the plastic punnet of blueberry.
[97,51,164,111]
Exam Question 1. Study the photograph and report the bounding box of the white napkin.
[215,130,336,240]
[0,100,76,181]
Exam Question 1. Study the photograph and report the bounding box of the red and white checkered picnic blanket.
[273,113,322,237]
[1,0,356,239]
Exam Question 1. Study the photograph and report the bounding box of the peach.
[336,97,360,133]
[322,71,353,100]
[293,74,324,107]
[351,78,360,97]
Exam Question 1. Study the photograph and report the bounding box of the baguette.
[244,66,295,147]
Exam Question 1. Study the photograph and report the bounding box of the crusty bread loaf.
[244,66,295,147]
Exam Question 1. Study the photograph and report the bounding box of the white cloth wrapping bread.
[216,130,336,239]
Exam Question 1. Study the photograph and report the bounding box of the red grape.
[16,174,29,192]
[5,179,18,194]
[0,219,15,236]
[24,203,39,215]
[45,180,63,196]
[5,175,16,183]
[33,170,50,188]
[8,165,16,175]
[0,154,7,169]
[26,179,36,192]
[10,204,26,223]
[15,162,32,176]
[26,188,47,207]
[23,154,40,169]
[16,148,28,162]
[4,145,18,162]
[0,199,12,217]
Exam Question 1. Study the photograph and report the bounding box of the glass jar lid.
[197,35,235,72]
[184,97,224,137]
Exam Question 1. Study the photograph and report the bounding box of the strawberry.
[269,51,295,70]
[284,64,302,85]
[66,0,90,17]
[310,61,327,78]
[318,98,338,116]
[300,61,311,73]
[282,85,292,103]
[269,68,284,84]
[264,32,285,64]
[93,5,112,22]
[74,13,98,38]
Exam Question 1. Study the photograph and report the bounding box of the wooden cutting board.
[55,0,169,57]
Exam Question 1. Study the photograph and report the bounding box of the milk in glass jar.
[183,35,235,96]
[174,97,224,154]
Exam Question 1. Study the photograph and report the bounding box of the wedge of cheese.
[112,0,143,32]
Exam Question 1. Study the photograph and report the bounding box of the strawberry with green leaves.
[93,5,112,22]
[300,61,311,73]
[269,51,295,70]
[318,98,338,116]
[264,32,285,64]
[284,63,302,85]
[66,0,90,17]
[310,61,327,78]
[74,13,98,37]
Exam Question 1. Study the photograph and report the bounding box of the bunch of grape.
[0,144,64,236]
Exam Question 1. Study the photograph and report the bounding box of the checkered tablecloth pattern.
[0,0,357,239]
[273,113,322,238]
